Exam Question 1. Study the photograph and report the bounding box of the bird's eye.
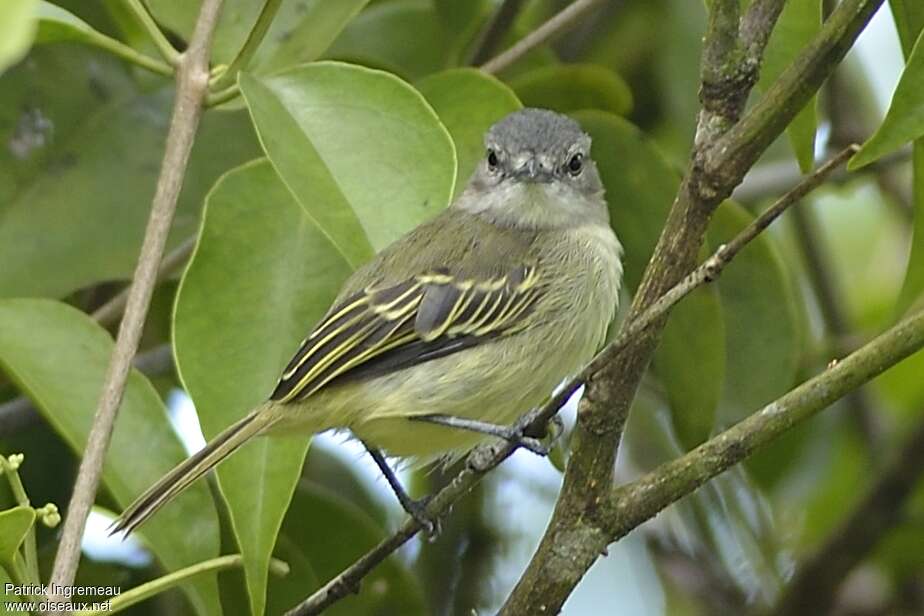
[487,149,499,171]
[568,153,584,175]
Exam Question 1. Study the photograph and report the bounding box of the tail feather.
[110,409,270,537]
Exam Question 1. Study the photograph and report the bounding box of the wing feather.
[269,264,542,403]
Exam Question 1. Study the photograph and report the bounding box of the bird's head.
[457,108,608,230]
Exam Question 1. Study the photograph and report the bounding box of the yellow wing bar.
[270,264,543,403]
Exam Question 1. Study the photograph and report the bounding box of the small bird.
[112,108,623,536]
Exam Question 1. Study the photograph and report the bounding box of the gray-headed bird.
[112,108,623,536]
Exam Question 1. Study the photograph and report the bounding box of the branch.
[600,306,924,555]
[466,0,526,67]
[46,0,224,602]
[479,0,606,75]
[703,0,885,188]
[766,411,924,616]
[124,0,180,66]
[282,146,855,616]
[489,305,924,616]
[503,0,889,611]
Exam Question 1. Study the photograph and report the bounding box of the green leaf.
[0,0,38,74]
[174,160,353,616]
[325,0,450,80]
[0,46,261,299]
[239,61,456,257]
[255,0,372,72]
[573,110,724,448]
[850,29,924,170]
[431,0,494,66]
[758,0,821,172]
[146,0,369,72]
[882,6,924,320]
[709,202,802,419]
[889,0,924,57]
[509,63,633,116]
[0,299,221,616]
[0,506,34,566]
[416,68,521,199]
[32,1,167,74]
[432,0,491,31]
[656,284,726,449]
[268,482,426,616]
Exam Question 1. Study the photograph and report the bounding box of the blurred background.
[1,1,923,615]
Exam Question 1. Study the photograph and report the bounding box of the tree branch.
[601,306,924,555]
[479,0,606,75]
[703,0,885,189]
[766,410,924,616]
[502,0,887,611]
[282,145,855,616]
[46,0,224,603]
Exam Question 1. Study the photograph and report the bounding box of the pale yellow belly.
[268,317,601,461]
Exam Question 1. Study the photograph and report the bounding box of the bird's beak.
[514,157,554,183]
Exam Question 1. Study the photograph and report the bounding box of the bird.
[111,108,623,537]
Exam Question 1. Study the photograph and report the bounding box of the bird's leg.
[360,441,440,537]
[410,412,559,456]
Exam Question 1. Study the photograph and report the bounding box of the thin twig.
[479,0,606,75]
[466,0,526,67]
[210,0,283,90]
[124,0,180,66]
[282,146,856,616]
[46,0,224,603]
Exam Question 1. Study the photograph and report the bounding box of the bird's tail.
[109,407,272,537]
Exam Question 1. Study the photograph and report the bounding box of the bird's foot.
[402,495,441,539]
[412,412,562,457]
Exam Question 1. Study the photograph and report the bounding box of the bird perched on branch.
[112,108,623,536]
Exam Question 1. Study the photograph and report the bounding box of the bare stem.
[479,0,606,75]
[281,146,855,616]
[46,0,224,603]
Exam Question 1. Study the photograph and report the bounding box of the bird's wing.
[269,263,543,403]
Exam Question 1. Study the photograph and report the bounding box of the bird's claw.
[405,495,441,539]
